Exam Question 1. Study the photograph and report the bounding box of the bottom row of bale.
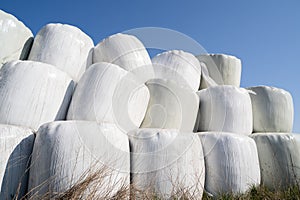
[1,121,300,199]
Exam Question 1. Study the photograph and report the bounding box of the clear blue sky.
[1,0,299,132]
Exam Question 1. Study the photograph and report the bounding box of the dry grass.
[203,185,300,200]
[19,165,130,200]
[54,167,129,200]
[6,165,300,199]
[25,177,300,200]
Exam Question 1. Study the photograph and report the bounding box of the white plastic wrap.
[28,23,94,81]
[198,132,260,196]
[28,121,130,199]
[293,134,300,151]
[247,86,294,133]
[151,50,201,91]
[250,133,300,189]
[141,79,199,132]
[129,128,205,199]
[0,61,74,130]
[195,85,253,135]
[196,54,241,87]
[0,10,33,68]
[67,62,149,132]
[0,125,34,199]
[199,62,218,89]
[93,33,151,71]
[293,133,300,143]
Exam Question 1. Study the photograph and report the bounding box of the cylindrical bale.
[196,54,241,88]
[129,128,205,199]
[247,86,294,133]
[93,33,151,71]
[250,133,300,190]
[0,10,33,68]
[140,78,199,132]
[198,132,260,196]
[151,50,201,91]
[28,121,130,199]
[28,23,94,81]
[0,124,34,200]
[195,85,253,135]
[67,62,149,132]
[0,60,74,130]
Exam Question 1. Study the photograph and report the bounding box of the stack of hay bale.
[0,10,135,199]
[195,54,260,196]
[0,9,299,200]
[196,54,300,194]
[248,86,300,190]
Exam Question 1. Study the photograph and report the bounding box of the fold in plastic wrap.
[129,128,205,199]
[28,23,94,81]
[199,62,217,89]
[0,10,33,68]
[195,85,253,135]
[93,33,151,71]
[196,54,241,88]
[247,86,294,133]
[67,62,149,131]
[151,50,201,91]
[141,79,199,132]
[28,121,130,199]
[0,61,74,130]
[0,125,34,199]
[198,132,260,196]
[250,133,300,189]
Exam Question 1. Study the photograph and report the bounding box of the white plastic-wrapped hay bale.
[140,79,199,132]
[196,54,241,87]
[28,121,130,199]
[129,128,205,199]
[0,125,34,200]
[0,10,33,68]
[247,86,294,133]
[195,85,253,135]
[0,61,74,130]
[28,23,94,81]
[151,50,201,91]
[250,133,300,190]
[198,132,260,196]
[93,33,151,71]
[67,62,149,132]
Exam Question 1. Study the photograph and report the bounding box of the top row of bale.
[0,10,294,134]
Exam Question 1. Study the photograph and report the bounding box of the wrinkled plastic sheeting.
[250,133,300,190]
[129,128,205,199]
[0,61,74,130]
[28,23,94,82]
[151,50,201,91]
[196,54,241,88]
[198,132,260,196]
[67,62,149,132]
[28,121,130,199]
[141,79,199,132]
[195,85,253,135]
[0,124,34,200]
[93,33,151,71]
[199,62,218,89]
[0,10,33,68]
[247,86,294,133]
